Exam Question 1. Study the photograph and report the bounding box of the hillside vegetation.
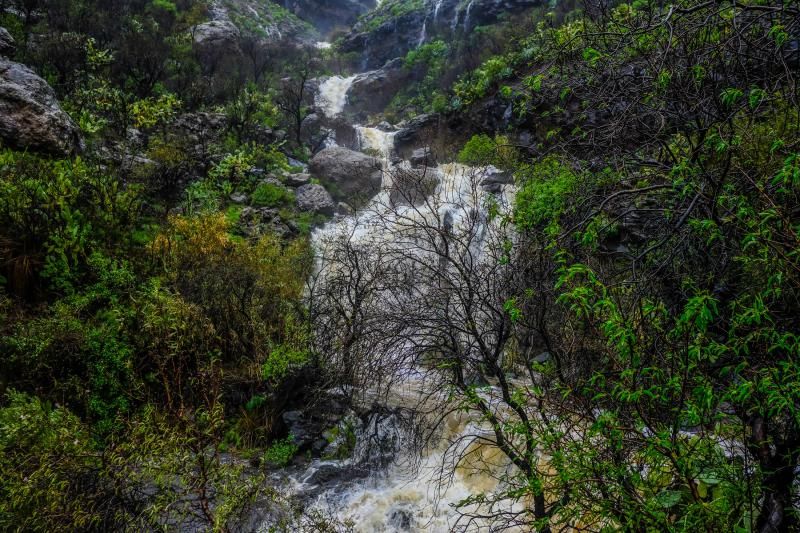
[0,0,799,531]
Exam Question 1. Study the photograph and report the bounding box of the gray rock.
[337,202,354,216]
[193,20,240,50]
[0,58,83,155]
[410,147,436,168]
[534,352,552,364]
[0,27,16,57]
[257,175,284,188]
[394,113,440,157]
[296,184,335,216]
[389,167,439,207]
[285,173,312,187]
[479,165,514,193]
[238,207,292,238]
[309,146,383,205]
[229,192,249,203]
[287,156,309,172]
[281,410,316,450]
[344,58,413,119]
[284,0,375,35]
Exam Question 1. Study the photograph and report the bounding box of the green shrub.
[0,391,104,531]
[458,133,519,170]
[262,344,310,382]
[251,183,294,208]
[0,150,140,295]
[264,436,298,466]
[514,157,579,229]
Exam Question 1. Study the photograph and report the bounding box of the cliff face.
[340,0,545,69]
[280,0,377,36]
[216,0,317,43]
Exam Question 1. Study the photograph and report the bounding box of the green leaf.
[655,489,684,509]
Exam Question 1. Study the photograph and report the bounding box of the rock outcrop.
[394,113,441,159]
[309,146,383,205]
[283,0,376,35]
[0,58,82,156]
[295,183,336,216]
[479,165,514,193]
[193,19,241,55]
[238,207,293,238]
[341,0,545,69]
[344,58,413,120]
[0,27,15,57]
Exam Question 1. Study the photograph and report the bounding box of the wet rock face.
[0,27,16,57]
[295,183,336,216]
[341,9,425,70]
[282,0,376,36]
[0,58,83,156]
[409,147,436,168]
[389,167,440,207]
[193,19,241,59]
[341,0,545,69]
[344,58,413,120]
[479,165,514,193]
[394,113,441,159]
[309,146,383,206]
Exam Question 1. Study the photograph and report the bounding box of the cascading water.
[433,0,444,22]
[292,130,519,530]
[316,75,358,118]
[463,0,476,32]
[274,17,520,530]
[355,126,398,168]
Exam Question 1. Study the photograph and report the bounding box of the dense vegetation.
[443,0,800,529]
[0,0,334,529]
[1,0,798,530]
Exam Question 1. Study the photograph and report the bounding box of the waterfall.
[418,17,428,47]
[355,126,398,169]
[433,0,444,22]
[315,75,357,118]
[277,16,520,529]
[294,176,519,529]
[464,0,475,32]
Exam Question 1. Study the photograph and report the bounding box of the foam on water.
[316,75,357,118]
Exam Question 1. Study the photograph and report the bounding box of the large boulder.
[309,146,383,205]
[295,184,336,216]
[193,20,241,51]
[0,27,15,57]
[394,113,440,159]
[0,58,82,156]
[344,58,413,120]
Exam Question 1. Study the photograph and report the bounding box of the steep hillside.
[1,0,799,531]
